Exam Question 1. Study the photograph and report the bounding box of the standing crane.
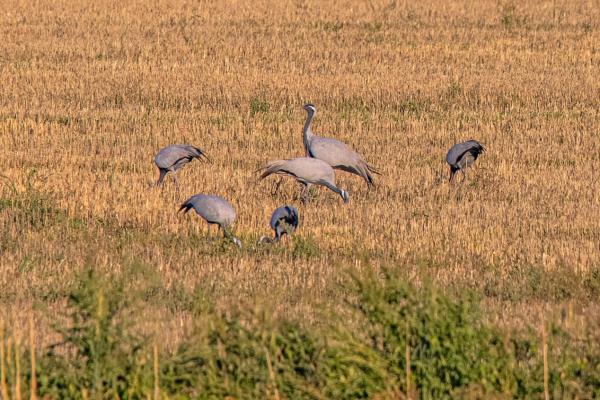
[302,104,380,188]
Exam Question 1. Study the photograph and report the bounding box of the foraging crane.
[445,140,486,182]
[302,104,380,188]
[259,205,299,244]
[154,144,209,186]
[179,194,242,248]
[258,157,350,204]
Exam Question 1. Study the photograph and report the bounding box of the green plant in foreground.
[39,268,152,399]
[348,269,517,399]
[22,265,600,399]
[165,304,323,399]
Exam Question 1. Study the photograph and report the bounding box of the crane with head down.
[179,194,242,248]
[258,205,299,244]
[154,144,209,187]
[445,140,486,182]
[258,157,350,204]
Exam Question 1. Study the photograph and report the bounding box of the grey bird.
[258,157,350,204]
[259,205,299,244]
[303,104,380,188]
[154,144,209,186]
[179,194,242,248]
[446,140,486,182]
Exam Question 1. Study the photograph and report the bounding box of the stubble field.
[1,0,599,397]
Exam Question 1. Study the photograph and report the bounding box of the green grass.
[2,264,599,399]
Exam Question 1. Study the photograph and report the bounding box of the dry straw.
[1,320,9,400]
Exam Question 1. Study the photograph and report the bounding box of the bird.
[154,144,209,186]
[258,157,350,204]
[445,140,486,182]
[302,103,380,188]
[259,205,299,244]
[179,194,242,248]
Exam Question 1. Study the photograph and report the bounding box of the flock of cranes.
[155,103,486,248]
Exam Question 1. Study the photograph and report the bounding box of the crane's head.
[258,235,274,245]
[223,227,242,248]
[449,166,459,183]
[303,103,316,114]
[340,189,350,204]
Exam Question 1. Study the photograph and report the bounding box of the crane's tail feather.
[200,152,211,163]
[358,161,381,188]
[355,164,374,188]
[467,143,486,160]
[190,146,211,163]
[467,140,486,155]
[257,160,287,180]
[366,162,382,175]
[178,202,193,214]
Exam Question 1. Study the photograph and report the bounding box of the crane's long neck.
[321,181,346,202]
[303,111,315,155]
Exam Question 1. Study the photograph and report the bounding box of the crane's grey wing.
[287,158,336,183]
[213,198,237,227]
[180,194,236,227]
[260,158,335,184]
[155,144,208,170]
[446,140,485,166]
[308,137,362,167]
[173,144,210,162]
[309,137,378,186]
[270,206,287,230]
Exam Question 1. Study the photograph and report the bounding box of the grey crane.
[179,194,242,248]
[446,140,486,182]
[154,144,209,186]
[259,205,299,244]
[303,104,380,188]
[258,157,350,204]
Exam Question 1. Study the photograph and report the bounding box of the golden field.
[1,0,599,347]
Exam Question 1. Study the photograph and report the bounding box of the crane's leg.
[461,169,467,183]
[172,171,180,192]
[300,183,309,204]
[306,183,313,201]
[271,177,283,196]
